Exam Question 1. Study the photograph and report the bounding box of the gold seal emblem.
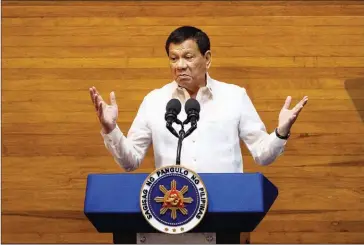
[154,179,194,219]
[140,166,208,234]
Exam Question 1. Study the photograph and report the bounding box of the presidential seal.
[140,165,208,234]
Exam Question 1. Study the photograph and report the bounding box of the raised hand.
[89,86,118,134]
[277,95,308,137]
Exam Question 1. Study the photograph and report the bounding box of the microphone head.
[166,98,182,114]
[185,98,200,114]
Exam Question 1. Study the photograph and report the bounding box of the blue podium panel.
[84,173,278,233]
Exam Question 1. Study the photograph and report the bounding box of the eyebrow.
[169,50,195,55]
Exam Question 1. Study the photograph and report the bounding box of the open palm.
[278,96,308,136]
[89,86,118,134]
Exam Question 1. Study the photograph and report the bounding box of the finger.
[95,93,103,112]
[283,96,292,109]
[98,101,103,119]
[293,106,304,116]
[92,86,99,95]
[293,100,308,116]
[94,94,99,111]
[301,95,308,104]
[110,91,117,106]
[294,96,308,112]
[89,87,96,105]
[88,88,94,104]
[302,96,309,106]
[293,104,304,115]
[95,92,106,111]
[91,86,100,103]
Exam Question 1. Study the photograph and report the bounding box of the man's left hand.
[277,95,308,137]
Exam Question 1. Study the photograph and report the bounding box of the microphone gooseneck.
[176,129,185,165]
[164,98,201,165]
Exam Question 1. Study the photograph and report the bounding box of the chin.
[179,81,194,89]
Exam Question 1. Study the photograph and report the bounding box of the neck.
[186,75,207,99]
[186,88,198,99]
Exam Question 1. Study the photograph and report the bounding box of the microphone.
[164,98,201,165]
[184,98,200,126]
[165,99,181,138]
[184,98,200,138]
[165,99,182,125]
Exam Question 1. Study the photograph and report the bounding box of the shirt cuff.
[100,125,123,145]
[271,131,288,147]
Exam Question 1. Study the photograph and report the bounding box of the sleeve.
[100,96,152,172]
[238,87,287,165]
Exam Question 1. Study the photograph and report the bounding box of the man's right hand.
[89,86,118,134]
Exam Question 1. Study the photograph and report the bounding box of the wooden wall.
[2,0,364,243]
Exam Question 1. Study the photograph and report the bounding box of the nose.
[176,58,187,70]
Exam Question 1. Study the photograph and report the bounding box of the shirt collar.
[205,72,214,94]
[171,72,214,102]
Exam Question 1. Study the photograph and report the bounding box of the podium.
[84,172,278,244]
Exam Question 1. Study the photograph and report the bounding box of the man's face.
[168,39,211,92]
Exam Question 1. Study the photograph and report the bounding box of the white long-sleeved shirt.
[101,73,287,173]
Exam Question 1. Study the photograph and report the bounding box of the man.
[89,26,308,174]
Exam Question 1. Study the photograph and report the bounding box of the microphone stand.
[176,125,185,165]
[168,119,197,166]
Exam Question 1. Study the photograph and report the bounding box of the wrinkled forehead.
[168,39,200,55]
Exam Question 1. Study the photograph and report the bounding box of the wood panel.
[5,35,364,46]
[3,78,364,90]
[4,16,364,27]
[2,67,364,80]
[5,26,364,36]
[4,46,364,57]
[4,57,364,68]
[2,0,364,244]
[3,3,364,17]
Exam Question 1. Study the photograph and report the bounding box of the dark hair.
[165,26,210,56]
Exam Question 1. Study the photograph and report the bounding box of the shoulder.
[211,78,248,99]
[138,82,176,113]
[135,82,175,120]
[142,82,175,101]
[211,78,254,114]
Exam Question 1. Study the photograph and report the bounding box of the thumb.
[283,96,292,109]
[110,91,117,106]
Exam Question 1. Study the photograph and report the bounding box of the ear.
[204,50,212,69]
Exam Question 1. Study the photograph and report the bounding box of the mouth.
[178,74,190,78]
